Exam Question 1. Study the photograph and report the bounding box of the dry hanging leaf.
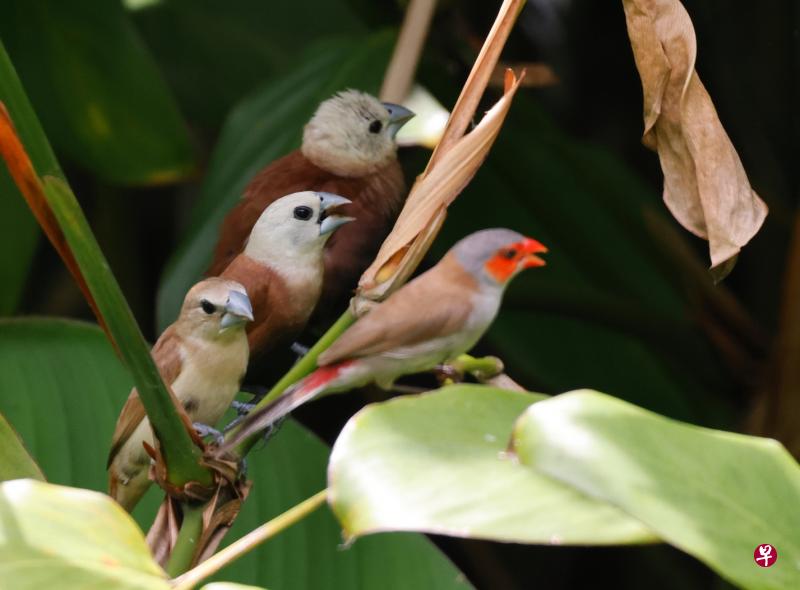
[358,70,524,300]
[622,0,767,276]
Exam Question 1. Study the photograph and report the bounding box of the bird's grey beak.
[220,290,254,330]
[382,102,415,138]
[320,214,355,236]
[318,192,351,212]
[317,192,355,236]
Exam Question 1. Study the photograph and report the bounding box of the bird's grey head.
[244,191,354,270]
[451,228,548,288]
[302,90,414,177]
[180,278,254,339]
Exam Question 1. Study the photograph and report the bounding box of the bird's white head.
[452,228,548,290]
[179,278,254,340]
[244,191,354,280]
[302,90,415,177]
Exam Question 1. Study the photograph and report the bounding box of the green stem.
[171,491,328,590]
[43,178,210,487]
[166,504,206,577]
[228,311,356,456]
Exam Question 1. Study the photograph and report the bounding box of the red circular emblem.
[754,544,777,568]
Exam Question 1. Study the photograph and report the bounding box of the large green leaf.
[131,0,366,127]
[0,168,37,315]
[0,318,470,589]
[328,385,655,545]
[0,0,194,184]
[512,391,800,590]
[0,479,170,590]
[156,32,394,330]
[0,413,44,482]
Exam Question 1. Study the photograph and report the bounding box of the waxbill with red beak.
[221,229,547,450]
[219,191,353,360]
[108,278,253,511]
[208,90,414,309]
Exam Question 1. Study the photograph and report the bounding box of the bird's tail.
[218,361,355,454]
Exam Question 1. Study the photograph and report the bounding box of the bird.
[207,89,414,312]
[220,228,548,451]
[107,278,254,512]
[218,191,354,360]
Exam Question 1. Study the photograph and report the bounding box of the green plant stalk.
[42,178,210,487]
[165,503,206,578]
[171,490,328,590]
[228,311,355,457]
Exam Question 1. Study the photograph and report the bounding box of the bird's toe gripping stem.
[193,422,225,446]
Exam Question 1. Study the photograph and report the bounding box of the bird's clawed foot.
[193,422,224,446]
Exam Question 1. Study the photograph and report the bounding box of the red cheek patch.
[485,256,517,283]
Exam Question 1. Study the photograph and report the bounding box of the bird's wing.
[318,259,476,365]
[106,327,184,467]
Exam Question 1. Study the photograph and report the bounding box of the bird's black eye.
[502,248,517,260]
[369,120,383,134]
[293,206,313,220]
[200,299,216,314]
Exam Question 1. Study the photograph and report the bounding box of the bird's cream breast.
[172,333,249,425]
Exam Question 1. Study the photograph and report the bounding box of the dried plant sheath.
[359,71,524,298]
[622,0,767,273]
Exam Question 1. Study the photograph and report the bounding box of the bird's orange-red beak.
[520,237,548,269]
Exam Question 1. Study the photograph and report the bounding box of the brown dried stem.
[380,0,438,103]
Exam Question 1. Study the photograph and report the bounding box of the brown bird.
[222,229,548,450]
[208,90,414,310]
[219,191,353,360]
[107,278,253,512]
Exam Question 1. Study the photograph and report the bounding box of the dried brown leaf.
[622,0,767,274]
[358,71,524,299]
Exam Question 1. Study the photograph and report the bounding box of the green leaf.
[157,31,394,330]
[512,391,800,590]
[0,413,44,482]
[0,318,139,492]
[0,0,194,184]
[0,319,471,589]
[131,0,366,127]
[0,168,38,315]
[0,479,170,590]
[328,385,655,545]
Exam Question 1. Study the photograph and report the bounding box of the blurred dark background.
[1,1,797,588]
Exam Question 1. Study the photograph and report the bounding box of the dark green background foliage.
[1,1,797,588]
